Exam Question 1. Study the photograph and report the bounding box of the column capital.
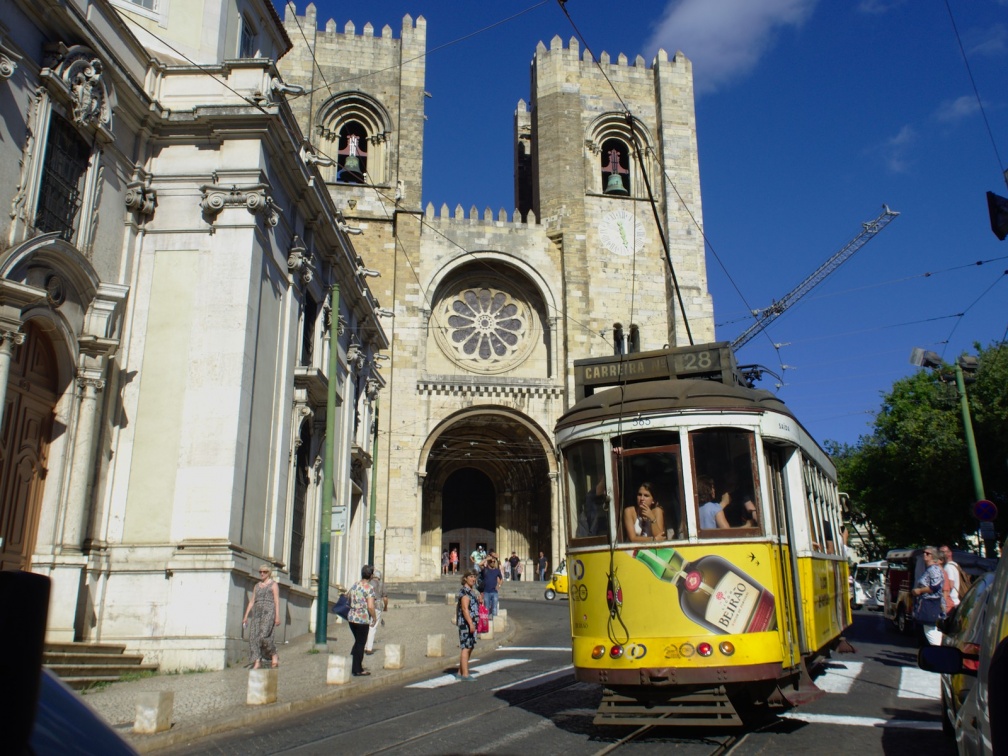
[76,374,106,392]
[1,329,26,348]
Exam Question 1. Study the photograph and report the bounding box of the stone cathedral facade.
[279,7,715,580]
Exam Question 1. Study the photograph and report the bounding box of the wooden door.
[0,321,57,571]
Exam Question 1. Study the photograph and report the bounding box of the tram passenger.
[576,479,608,537]
[623,482,666,542]
[697,475,730,530]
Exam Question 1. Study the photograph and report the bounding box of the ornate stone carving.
[43,44,112,129]
[45,274,66,307]
[0,53,17,80]
[1,329,26,348]
[125,181,157,218]
[200,183,280,227]
[76,375,106,392]
[9,88,41,223]
[286,235,313,284]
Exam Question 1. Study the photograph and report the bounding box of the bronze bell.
[343,155,362,175]
[605,173,628,195]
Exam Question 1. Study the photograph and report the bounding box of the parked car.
[935,571,996,736]
[920,542,1008,754]
[884,548,996,634]
[851,560,887,610]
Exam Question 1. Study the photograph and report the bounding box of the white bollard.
[247,668,278,705]
[384,643,405,669]
[497,608,508,622]
[327,654,352,685]
[493,615,506,634]
[427,633,445,657]
[134,691,173,734]
[417,590,427,604]
[445,593,455,605]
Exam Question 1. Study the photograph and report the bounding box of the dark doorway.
[442,468,495,532]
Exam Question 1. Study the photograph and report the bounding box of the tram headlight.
[591,645,606,660]
[697,642,713,657]
[718,641,735,656]
[609,645,624,659]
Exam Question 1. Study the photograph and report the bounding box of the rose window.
[435,282,535,373]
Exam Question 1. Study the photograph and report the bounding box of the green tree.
[828,342,1008,551]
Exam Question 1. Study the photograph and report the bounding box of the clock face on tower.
[599,209,646,257]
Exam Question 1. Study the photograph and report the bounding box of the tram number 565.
[631,415,651,427]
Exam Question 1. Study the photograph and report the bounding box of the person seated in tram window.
[623,481,666,543]
[697,475,731,530]
[726,490,759,528]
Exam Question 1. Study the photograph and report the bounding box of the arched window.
[337,121,368,184]
[586,113,655,198]
[315,93,391,186]
[600,138,630,195]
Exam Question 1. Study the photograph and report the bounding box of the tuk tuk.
[850,560,887,610]
[544,559,568,600]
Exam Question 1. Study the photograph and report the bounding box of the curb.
[129,618,520,753]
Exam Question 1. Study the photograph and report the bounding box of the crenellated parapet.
[423,203,537,230]
[282,3,425,46]
[533,35,690,81]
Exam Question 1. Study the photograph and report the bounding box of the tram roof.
[555,378,794,432]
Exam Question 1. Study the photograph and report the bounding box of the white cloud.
[934,95,981,124]
[967,23,1007,57]
[644,0,818,94]
[881,125,916,174]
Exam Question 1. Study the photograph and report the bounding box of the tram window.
[612,434,684,542]
[565,441,610,542]
[689,428,763,537]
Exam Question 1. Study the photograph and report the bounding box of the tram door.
[0,322,58,571]
[765,444,802,667]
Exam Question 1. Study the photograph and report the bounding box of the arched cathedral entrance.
[420,408,556,579]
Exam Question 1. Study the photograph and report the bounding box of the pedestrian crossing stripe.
[813,661,864,694]
[813,661,940,701]
[782,712,942,731]
[406,658,529,689]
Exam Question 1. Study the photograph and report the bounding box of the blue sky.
[278,0,1008,448]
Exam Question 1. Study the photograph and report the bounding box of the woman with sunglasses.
[243,564,280,669]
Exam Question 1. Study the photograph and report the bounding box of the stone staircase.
[44,642,158,690]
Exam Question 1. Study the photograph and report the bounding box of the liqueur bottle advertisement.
[634,547,777,634]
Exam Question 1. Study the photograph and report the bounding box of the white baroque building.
[0,0,387,669]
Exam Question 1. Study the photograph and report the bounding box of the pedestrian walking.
[243,563,280,669]
[441,550,450,576]
[939,544,968,611]
[450,548,458,575]
[364,568,388,656]
[912,546,945,646]
[455,569,481,680]
[508,551,521,581]
[348,565,378,676]
[538,551,548,581]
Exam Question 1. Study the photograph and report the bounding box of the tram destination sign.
[574,342,740,399]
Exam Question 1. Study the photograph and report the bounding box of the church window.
[601,138,631,195]
[34,113,91,241]
[239,15,257,58]
[301,294,317,367]
[315,93,390,186]
[128,0,157,10]
[337,121,368,184]
[432,268,540,375]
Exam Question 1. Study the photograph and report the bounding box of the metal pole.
[368,396,379,565]
[315,283,340,645]
[954,361,985,502]
[954,361,995,557]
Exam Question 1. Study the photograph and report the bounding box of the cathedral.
[277,6,715,580]
[0,0,713,671]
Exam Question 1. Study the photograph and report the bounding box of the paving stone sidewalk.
[78,578,548,753]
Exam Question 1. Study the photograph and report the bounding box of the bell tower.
[518,37,715,358]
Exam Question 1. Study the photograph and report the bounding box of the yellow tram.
[554,343,851,726]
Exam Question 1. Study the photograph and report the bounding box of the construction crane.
[731,205,899,351]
